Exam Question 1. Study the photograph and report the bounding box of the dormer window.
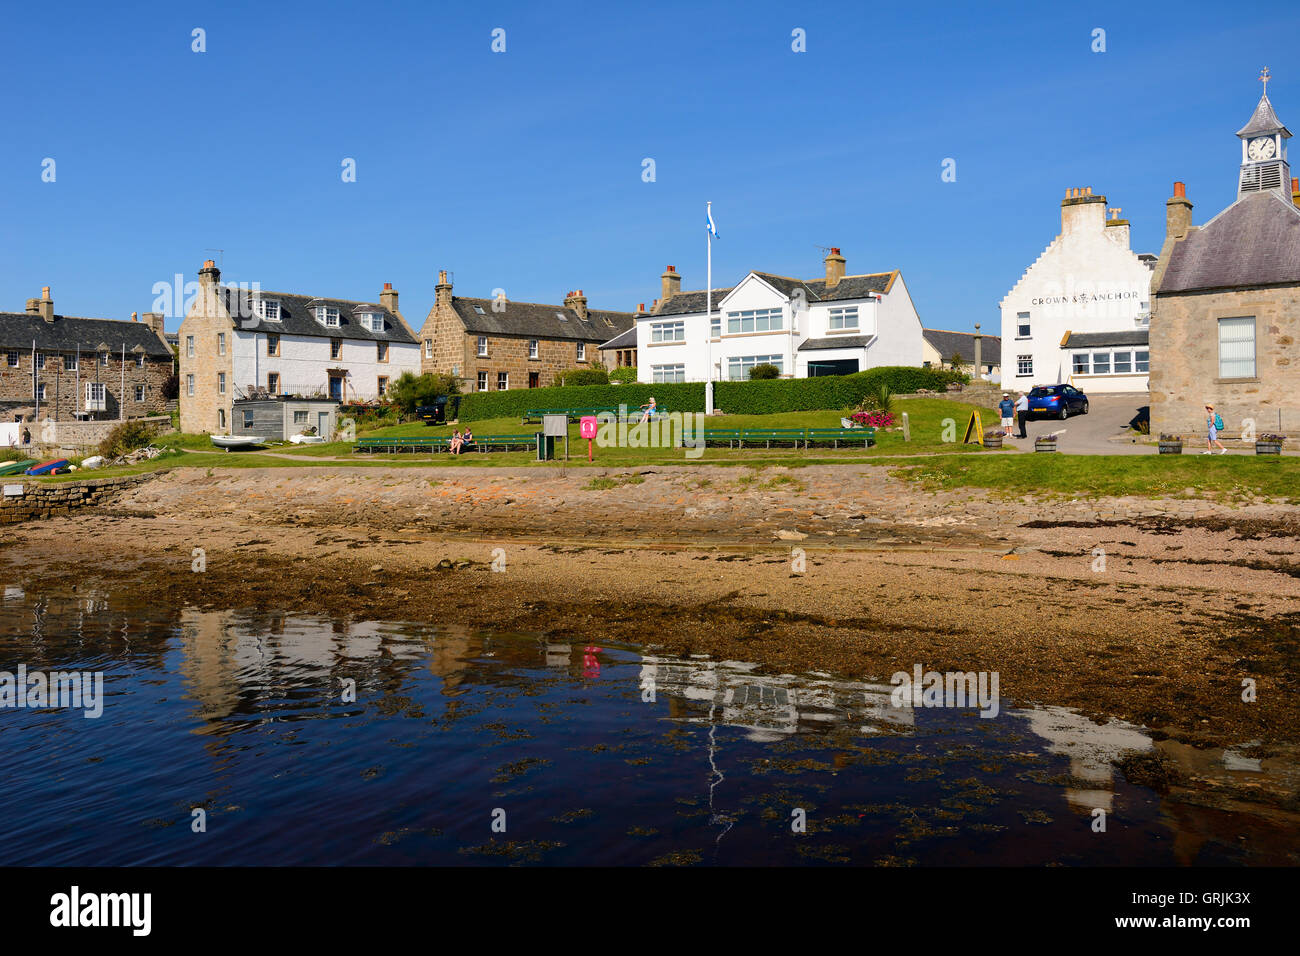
[257,299,281,321]
[358,311,384,333]
[315,306,340,327]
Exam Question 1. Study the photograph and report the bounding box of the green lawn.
[887,453,1300,502]
[354,397,1003,464]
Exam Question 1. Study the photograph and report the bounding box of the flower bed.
[850,411,895,429]
[1157,433,1182,455]
[1256,434,1286,455]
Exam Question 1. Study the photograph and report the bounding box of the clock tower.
[1237,68,1291,197]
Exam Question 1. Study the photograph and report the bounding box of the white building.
[636,249,924,383]
[999,188,1157,394]
[179,261,422,433]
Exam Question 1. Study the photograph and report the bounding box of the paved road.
[999,393,1152,455]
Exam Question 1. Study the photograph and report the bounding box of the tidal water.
[1,588,1296,866]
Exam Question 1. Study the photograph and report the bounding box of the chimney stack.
[380,281,399,316]
[824,247,846,288]
[199,259,221,286]
[564,288,589,322]
[37,286,54,323]
[635,302,645,316]
[1165,181,1193,243]
[434,269,453,310]
[661,265,680,303]
[141,312,165,334]
[1061,187,1107,236]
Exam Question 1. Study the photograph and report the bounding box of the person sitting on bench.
[461,426,474,450]
[638,396,657,424]
[449,430,464,454]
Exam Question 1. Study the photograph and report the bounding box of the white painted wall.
[232,331,420,401]
[1000,198,1153,393]
[636,270,924,382]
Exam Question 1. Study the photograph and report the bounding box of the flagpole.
[706,201,712,385]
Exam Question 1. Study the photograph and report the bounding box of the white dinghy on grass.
[210,435,268,452]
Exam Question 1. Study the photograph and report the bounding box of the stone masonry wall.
[1149,285,1299,437]
[0,473,156,525]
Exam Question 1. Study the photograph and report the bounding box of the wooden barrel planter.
[1158,440,1183,455]
[1255,441,1283,455]
[983,433,1003,450]
[1034,438,1057,453]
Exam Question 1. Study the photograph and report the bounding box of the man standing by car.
[999,393,1015,437]
[1015,392,1030,439]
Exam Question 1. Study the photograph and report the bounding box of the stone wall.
[1149,285,1299,436]
[35,415,170,457]
[0,473,156,525]
[0,349,172,421]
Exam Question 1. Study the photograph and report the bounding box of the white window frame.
[477,371,488,391]
[134,353,145,368]
[727,354,784,381]
[528,339,539,359]
[477,336,488,357]
[497,371,508,390]
[293,410,309,424]
[85,382,106,411]
[1135,350,1150,373]
[186,374,195,396]
[828,306,859,330]
[1072,353,1090,375]
[1113,350,1133,374]
[267,373,279,394]
[424,339,433,358]
[218,372,226,395]
[36,353,46,370]
[257,299,281,321]
[726,308,783,334]
[1218,316,1256,379]
[650,321,685,343]
[1016,312,1031,338]
[5,350,17,367]
[576,342,586,361]
[37,384,46,401]
[316,306,340,328]
[1016,354,1033,376]
[134,384,146,402]
[99,351,109,366]
[710,315,721,339]
[651,363,685,384]
[64,354,78,371]
[186,335,194,358]
[217,333,226,356]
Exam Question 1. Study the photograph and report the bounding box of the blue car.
[1027,384,1089,420]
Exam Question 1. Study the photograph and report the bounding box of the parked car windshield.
[1028,386,1061,397]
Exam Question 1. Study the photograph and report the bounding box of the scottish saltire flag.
[706,204,718,238]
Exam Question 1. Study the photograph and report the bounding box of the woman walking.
[1204,404,1227,454]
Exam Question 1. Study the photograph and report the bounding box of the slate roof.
[655,271,898,317]
[797,335,877,351]
[1236,93,1291,138]
[597,326,638,350]
[223,289,418,344]
[654,288,734,316]
[0,312,172,356]
[1156,191,1300,293]
[1061,329,1149,348]
[923,329,1002,366]
[452,297,634,342]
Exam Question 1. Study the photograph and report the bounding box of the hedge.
[455,366,967,422]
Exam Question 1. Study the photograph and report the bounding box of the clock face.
[1248,136,1277,161]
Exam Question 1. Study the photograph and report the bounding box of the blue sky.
[1,0,1296,335]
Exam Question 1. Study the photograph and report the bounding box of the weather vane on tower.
[1260,67,1271,93]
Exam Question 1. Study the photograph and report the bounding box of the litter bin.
[536,433,555,461]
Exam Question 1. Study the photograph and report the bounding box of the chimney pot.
[383,282,392,290]
[667,265,675,273]
[1173,181,1186,198]
[132,311,138,322]
[41,286,50,299]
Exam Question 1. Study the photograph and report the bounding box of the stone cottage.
[0,286,173,423]
[1149,76,1300,437]
[417,271,634,391]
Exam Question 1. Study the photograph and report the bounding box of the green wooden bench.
[683,428,742,448]
[741,428,807,448]
[469,434,537,452]
[355,437,450,454]
[522,406,620,423]
[806,427,876,449]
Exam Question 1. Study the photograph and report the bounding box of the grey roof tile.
[1061,329,1149,348]
[224,289,418,344]
[1157,191,1300,293]
[0,313,172,356]
[923,329,1002,365]
[452,297,634,341]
